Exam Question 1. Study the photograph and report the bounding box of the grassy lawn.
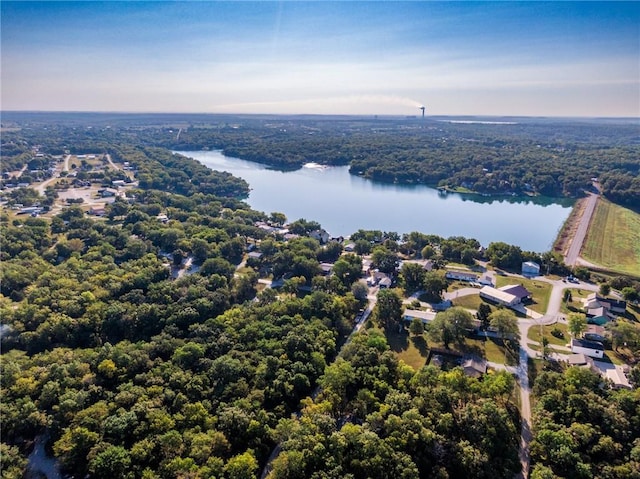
[582,198,640,276]
[560,288,590,314]
[382,327,519,369]
[383,327,429,370]
[495,276,552,314]
[527,323,569,347]
[451,293,484,311]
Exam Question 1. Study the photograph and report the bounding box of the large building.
[479,286,519,307]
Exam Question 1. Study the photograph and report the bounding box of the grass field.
[582,199,640,276]
[451,293,484,311]
[495,276,552,314]
[527,322,569,347]
[560,288,590,314]
[383,326,519,370]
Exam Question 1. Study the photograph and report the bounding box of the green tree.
[351,281,369,301]
[599,283,611,297]
[476,303,492,329]
[89,445,132,479]
[375,288,404,330]
[422,271,448,301]
[489,309,520,342]
[567,312,587,338]
[429,307,474,349]
[409,317,425,336]
[333,254,363,287]
[621,286,639,303]
[400,262,426,294]
[223,451,258,479]
[371,246,399,274]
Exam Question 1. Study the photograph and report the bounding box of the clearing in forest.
[582,199,640,276]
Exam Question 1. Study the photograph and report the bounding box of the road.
[34,156,68,195]
[565,192,598,267]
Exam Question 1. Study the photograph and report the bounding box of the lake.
[180,150,574,252]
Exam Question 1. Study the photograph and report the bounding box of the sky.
[1,1,639,117]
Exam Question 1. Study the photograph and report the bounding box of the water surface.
[181,150,573,252]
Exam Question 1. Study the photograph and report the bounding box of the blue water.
[182,150,574,252]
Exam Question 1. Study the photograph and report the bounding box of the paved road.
[565,193,598,267]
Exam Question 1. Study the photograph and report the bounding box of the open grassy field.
[451,293,484,311]
[383,327,430,370]
[383,326,519,370]
[582,199,640,276]
[527,322,569,347]
[495,276,552,314]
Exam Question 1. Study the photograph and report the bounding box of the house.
[378,277,392,288]
[89,206,106,216]
[309,229,330,244]
[445,270,478,282]
[478,274,494,287]
[568,353,593,367]
[582,293,627,319]
[571,338,604,359]
[319,263,334,276]
[99,188,118,198]
[112,180,127,188]
[499,284,532,303]
[584,324,607,342]
[404,309,437,324]
[343,242,356,252]
[462,358,487,378]
[423,260,434,272]
[370,271,390,287]
[479,286,519,307]
[522,261,541,276]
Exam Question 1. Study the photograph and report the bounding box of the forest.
[2,113,639,206]
[1,115,639,478]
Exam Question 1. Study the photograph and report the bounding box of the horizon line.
[2,110,639,121]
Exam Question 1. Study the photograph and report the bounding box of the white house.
[571,338,605,359]
[522,261,541,276]
[309,229,330,244]
[479,286,519,307]
[445,270,478,282]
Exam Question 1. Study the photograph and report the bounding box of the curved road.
[444,273,599,478]
[565,193,598,267]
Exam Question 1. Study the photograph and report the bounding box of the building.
[462,358,487,378]
[309,229,330,244]
[479,286,519,307]
[319,263,334,276]
[99,188,118,198]
[445,270,478,282]
[404,309,437,324]
[522,261,541,276]
[571,338,605,359]
[478,274,494,287]
[583,293,627,320]
[499,284,532,303]
[378,277,392,288]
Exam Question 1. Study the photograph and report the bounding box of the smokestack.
[420,106,425,118]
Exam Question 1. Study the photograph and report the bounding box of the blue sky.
[2,1,638,117]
